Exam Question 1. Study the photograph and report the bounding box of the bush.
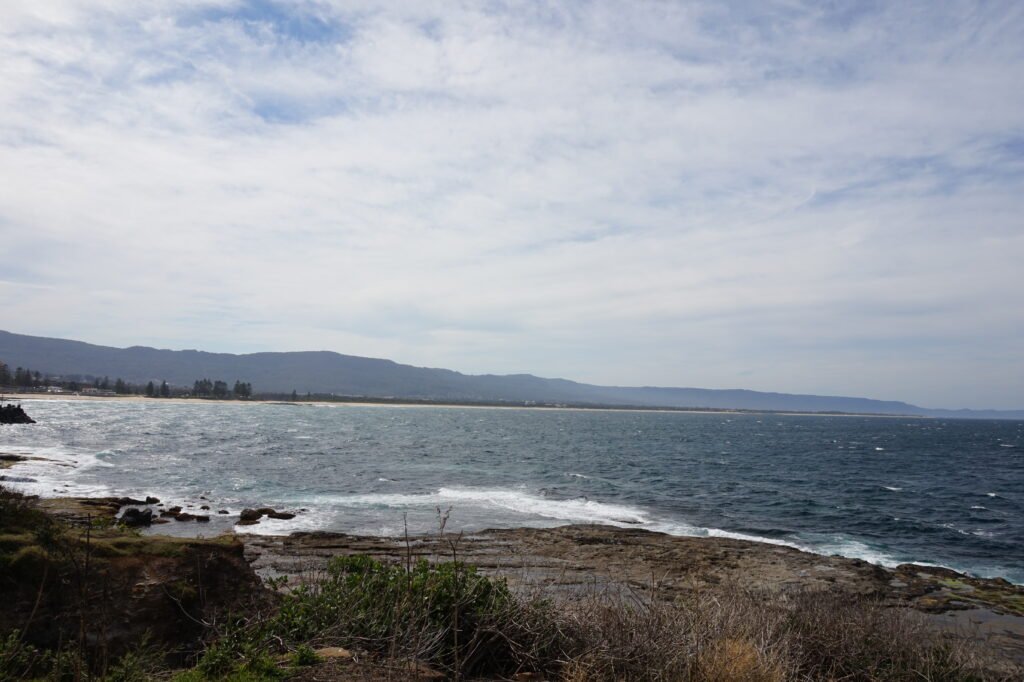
[267,554,521,674]
[0,483,48,532]
[288,644,321,666]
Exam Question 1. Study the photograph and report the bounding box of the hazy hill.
[2,330,1021,419]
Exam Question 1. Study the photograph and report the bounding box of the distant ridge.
[1,330,1021,419]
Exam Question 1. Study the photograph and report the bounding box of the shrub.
[267,554,520,674]
[288,644,321,666]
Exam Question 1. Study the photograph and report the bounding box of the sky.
[1,1,1022,410]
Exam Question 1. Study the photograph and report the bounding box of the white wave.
[0,447,116,498]
[809,537,902,568]
[306,487,650,527]
[234,506,340,536]
[883,486,903,492]
[566,472,591,479]
[377,477,394,482]
[649,520,803,549]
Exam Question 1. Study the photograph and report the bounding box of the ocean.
[2,399,1022,583]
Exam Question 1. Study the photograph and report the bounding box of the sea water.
[2,399,1021,583]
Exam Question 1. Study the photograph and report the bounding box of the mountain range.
[2,329,1021,419]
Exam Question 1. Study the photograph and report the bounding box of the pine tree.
[146,381,155,398]
[160,380,170,398]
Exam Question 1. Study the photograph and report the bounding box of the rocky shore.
[242,523,1024,663]
[3,487,1023,676]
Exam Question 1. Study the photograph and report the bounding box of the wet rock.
[145,496,160,504]
[171,512,211,523]
[0,404,35,424]
[217,509,229,514]
[0,454,29,462]
[238,508,263,522]
[238,507,297,523]
[113,497,151,506]
[119,508,153,527]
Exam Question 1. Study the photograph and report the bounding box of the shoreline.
[4,391,926,419]
[1,442,1019,587]
[5,498,1023,678]
[25,490,1024,663]
[4,467,1023,664]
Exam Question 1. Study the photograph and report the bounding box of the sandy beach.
[2,391,922,419]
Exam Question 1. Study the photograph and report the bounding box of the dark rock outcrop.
[0,403,35,424]
[236,507,297,525]
[119,508,153,527]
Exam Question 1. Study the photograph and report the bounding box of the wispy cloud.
[1,1,1022,408]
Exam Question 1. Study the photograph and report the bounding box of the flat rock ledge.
[243,524,1024,664]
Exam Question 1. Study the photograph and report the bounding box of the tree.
[160,380,170,398]
[212,380,228,398]
[14,367,34,388]
[232,380,252,399]
[291,390,298,401]
[0,362,12,386]
[114,378,128,394]
[146,381,155,398]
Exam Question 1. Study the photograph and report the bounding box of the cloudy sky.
[1,1,1022,409]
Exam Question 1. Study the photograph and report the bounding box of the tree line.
[1,361,254,400]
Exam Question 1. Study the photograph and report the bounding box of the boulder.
[236,507,298,524]
[238,508,263,522]
[119,508,153,527]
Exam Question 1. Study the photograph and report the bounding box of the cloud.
[1,1,1022,408]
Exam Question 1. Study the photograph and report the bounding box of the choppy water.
[2,399,1022,583]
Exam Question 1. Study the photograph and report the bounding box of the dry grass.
[544,582,1015,682]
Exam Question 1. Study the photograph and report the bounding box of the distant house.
[46,386,67,394]
[80,387,116,397]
